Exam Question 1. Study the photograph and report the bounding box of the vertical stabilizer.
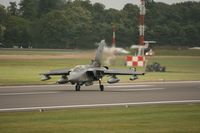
[93,40,105,67]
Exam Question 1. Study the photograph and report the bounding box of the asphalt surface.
[0,81,200,112]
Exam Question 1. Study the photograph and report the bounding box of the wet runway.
[0,81,200,112]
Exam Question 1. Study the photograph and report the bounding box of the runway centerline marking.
[0,100,200,112]
[0,91,58,96]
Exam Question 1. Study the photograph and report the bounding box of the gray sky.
[0,0,200,9]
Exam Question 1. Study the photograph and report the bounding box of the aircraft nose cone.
[68,71,85,82]
[68,73,81,82]
[68,75,76,82]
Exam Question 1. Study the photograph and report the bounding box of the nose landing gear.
[75,84,81,91]
[75,80,104,91]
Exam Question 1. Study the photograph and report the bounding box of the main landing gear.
[75,81,104,91]
[99,79,104,91]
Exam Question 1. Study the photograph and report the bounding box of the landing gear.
[100,85,104,91]
[75,84,81,91]
[99,79,104,91]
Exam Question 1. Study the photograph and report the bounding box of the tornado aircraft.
[41,40,144,91]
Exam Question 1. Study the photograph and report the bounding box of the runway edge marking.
[111,88,165,91]
[0,80,200,89]
[0,100,200,112]
[0,91,58,96]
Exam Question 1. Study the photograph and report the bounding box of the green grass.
[114,55,200,82]
[0,104,200,133]
[140,56,200,81]
[0,59,89,85]
[0,49,200,133]
[0,48,83,55]
[0,49,200,85]
[154,49,200,56]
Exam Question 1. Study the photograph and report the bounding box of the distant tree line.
[0,0,199,48]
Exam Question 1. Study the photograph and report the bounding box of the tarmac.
[0,81,200,112]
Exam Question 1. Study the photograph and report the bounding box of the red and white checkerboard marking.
[126,56,145,67]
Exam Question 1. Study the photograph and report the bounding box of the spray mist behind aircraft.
[103,26,130,65]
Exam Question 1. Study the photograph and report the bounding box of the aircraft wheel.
[100,85,104,91]
[75,84,80,91]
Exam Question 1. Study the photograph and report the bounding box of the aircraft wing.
[41,68,70,76]
[87,68,145,76]
[104,69,145,75]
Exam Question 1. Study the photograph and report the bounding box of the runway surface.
[0,81,200,112]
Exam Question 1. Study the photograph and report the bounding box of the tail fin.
[92,40,106,67]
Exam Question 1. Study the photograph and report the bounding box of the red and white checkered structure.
[126,56,145,67]
[126,0,146,67]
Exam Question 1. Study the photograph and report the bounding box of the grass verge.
[0,49,200,85]
[0,104,200,133]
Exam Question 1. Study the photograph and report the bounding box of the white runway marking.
[112,88,165,91]
[0,100,200,112]
[106,85,153,88]
[0,91,58,96]
[0,84,68,89]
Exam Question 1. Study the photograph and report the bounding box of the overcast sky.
[0,0,200,9]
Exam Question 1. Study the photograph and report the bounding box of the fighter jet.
[41,40,144,91]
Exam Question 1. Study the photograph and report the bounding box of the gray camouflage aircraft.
[41,40,145,91]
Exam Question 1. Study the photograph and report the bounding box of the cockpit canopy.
[71,65,89,72]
